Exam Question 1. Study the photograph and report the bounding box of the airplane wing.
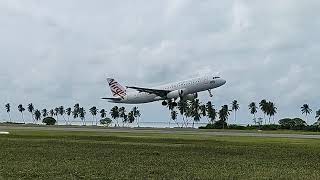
[126,86,170,97]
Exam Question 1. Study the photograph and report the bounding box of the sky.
[0,0,319,125]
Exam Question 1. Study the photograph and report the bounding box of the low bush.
[42,117,56,125]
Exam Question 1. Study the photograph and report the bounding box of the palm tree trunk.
[8,113,11,123]
[21,113,25,124]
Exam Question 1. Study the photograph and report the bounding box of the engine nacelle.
[166,89,197,100]
[166,89,185,99]
[183,93,198,101]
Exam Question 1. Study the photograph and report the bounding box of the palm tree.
[259,100,268,124]
[219,105,230,129]
[119,107,127,127]
[249,102,258,119]
[206,101,216,125]
[171,110,179,127]
[166,99,176,127]
[190,99,201,128]
[100,109,107,119]
[89,106,98,126]
[49,109,55,117]
[132,107,141,127]
[266,102,277,123]
[66,108,72,125]
[110,106,120,127]
[79,107,86,125]
[128,111,135,124]
[54,107,60,124]
[18,104,26,123]
[315,109,320,122]
[58,106,66,124]
[301,104,312,125]
[34,109,41,123]
[42,109,48,118]
[178,100,188,127]
[200,105,207,117]
[73,104,80,122]
[27,103,35,123]
[5,103,11,122]
[231,100,240,124]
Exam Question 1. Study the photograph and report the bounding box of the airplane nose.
[221,79,226,85]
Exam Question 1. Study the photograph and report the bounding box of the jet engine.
[166,89,197,100]
[183,93,198,101]
[166,89,185,99]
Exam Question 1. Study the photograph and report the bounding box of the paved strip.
[1,126,320,139]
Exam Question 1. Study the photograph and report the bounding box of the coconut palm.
[27,103,35,123]
[58,106,66,124]
[206,101,216,125]
[34,109,41,122]
[54,107,60,124]
[249,102,258,119]
[128,111,135,124]
[200,104,207,117]
[18,104,26,123]
[189,99,201,128]
[66,108,72,124]
[301,104,312,125]
[231,100,240,124]
[132,107,141,127]
[79,107,86,125]
[49,109,55,117]
[218,105,231,129]
[5,103,11,122]
[100,109,107,119]
[178,100,188,127]
[89,106,98,125]
[315,109,320,122]
[259,100,268,124]
[171,110,179,127]
[110,106,120,127]
[266,102,277,123]
[119,107,127,126]
[42,109,48,118]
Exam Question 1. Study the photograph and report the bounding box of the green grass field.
[1,129,320,179]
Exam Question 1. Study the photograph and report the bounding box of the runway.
[1,125,320,139]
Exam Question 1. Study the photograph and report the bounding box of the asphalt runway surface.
[2,125,320,139]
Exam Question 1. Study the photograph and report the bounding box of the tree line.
[2,100,320,127]
[3,103,140,127]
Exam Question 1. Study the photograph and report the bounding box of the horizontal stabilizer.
[101,97,122,101]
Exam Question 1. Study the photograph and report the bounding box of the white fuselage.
[110,76,226,104]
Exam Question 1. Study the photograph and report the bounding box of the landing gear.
[162,100,177,107]
[162,101,168,106]
[172,102,178,107]
[208,89,213,97]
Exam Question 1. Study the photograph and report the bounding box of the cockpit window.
[213,77,220,79]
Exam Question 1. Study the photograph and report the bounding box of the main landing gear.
[162,101,168,106]
[208,89,213,97]
[162,100,177,107]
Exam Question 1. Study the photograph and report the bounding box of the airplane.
[102,75,226,106]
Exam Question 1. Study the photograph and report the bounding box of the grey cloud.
[0,0,319,123]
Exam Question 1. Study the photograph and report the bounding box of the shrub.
[279,118,306,130]
[227,125,247,130]
[100,118,112,127]
[43,117,56,125]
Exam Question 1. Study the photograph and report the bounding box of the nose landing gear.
[208,89,213,97]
